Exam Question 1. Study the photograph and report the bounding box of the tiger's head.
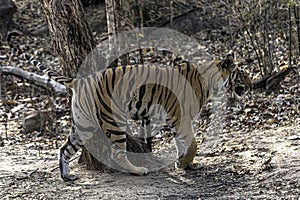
[218,53,252,98]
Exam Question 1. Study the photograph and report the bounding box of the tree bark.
[40,0,150,173]
[40,0,95,77]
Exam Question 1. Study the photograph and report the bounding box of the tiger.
[7,31,252,181]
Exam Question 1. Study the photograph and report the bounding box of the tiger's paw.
[175,160,183,169]
[61,173,79,181]
[130,167,148,176]
[185,162,202,170]
[175,160,201,170]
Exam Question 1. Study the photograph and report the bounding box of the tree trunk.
[40,0,95,77]
[40,0,150,173]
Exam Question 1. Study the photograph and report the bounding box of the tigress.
[7,31,252,181]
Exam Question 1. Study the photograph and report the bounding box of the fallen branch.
[15,168,39,180]
[0,66,67,95]
[252,67,297,94]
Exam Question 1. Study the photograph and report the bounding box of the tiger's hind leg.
[108,130,148,175]
[59,125,83,181]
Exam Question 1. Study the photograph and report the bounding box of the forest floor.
[1,0,300,199]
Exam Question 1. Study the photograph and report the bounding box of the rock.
[22,110,53,135]
[287,135,300,140]
[0,0,17,40]
[0,0,17,17]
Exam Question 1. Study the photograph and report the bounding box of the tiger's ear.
[7,29,25,43]
[226,50,234,61]
[220,51,235,71]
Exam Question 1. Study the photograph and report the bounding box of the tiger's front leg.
[168,117,200,170]
[173,127,201,170]
[175,137,200,170]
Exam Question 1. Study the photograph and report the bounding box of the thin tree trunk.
[289,2,292,67]
[295,4,300,56]
[105,0,152,150]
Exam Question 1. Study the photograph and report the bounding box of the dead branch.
[0,66,67,95]
[253,67,297,94]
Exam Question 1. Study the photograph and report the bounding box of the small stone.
[287,135,300,140]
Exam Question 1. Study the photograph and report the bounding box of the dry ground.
[0,124,299,199]
[1,0,300,199]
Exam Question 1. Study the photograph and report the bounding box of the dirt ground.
[0,124,299,199]
[1,0,300,199]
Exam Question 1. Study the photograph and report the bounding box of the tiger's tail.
[7,30,74,88]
